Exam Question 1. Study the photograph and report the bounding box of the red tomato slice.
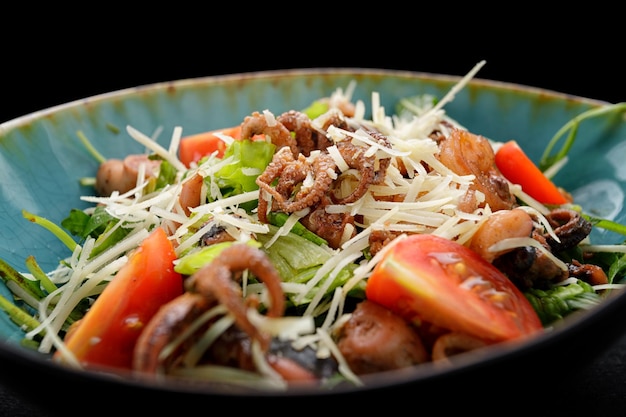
[366,234,543,343]
[54,228,184,370]
[494,140,568,205]
[178,126,267,168]
[178,126,241,167]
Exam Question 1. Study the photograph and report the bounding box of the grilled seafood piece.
[133,244,319,382]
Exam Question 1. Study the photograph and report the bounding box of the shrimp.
[95,154,161,196]
[469,208,534,263]
[438,128,516,212]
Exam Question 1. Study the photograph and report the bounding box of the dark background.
[2,51,623,125]
[1,22,623,124]
[2,12,625,416]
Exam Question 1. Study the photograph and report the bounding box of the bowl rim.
[0,67,609,133]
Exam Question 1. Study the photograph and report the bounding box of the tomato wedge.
[178,126,241,167]
[178,125,268,167]
[54,228,183,370]
[366,234,543,343]
[494,140,568,205]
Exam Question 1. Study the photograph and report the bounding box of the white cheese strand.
[126,125,187,172]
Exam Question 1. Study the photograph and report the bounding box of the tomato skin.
[178,126,241,167]
[55,228,183,370]
[494,140,568,205]
[179,126,270,168]
[366,234,543,343]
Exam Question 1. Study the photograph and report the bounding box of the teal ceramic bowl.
[0,68,625,407]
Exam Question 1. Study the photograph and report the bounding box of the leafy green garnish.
[174,240,262,275]
[256,225,333,274]
[0,259,46,301]
[0,257,86,337]
[583,213,626,237]
[539,102,626,172]
[0,293,43,335]
[24,256,58,294]
[302,100,330,119]
[608,253,626,285]
[22,210,78,252]
[524,280,601,326]
[62,206,113,240]
[208,139,275,211]
[76,130,106,164]
[267,212,328,246]
[61,206,133,258]
[154,158,178,189]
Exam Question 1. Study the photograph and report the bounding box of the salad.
[1,63,626,391]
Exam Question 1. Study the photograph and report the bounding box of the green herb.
[267,212,328,246]
[583,213,626,237]
[524,280,601,326]
[0,259,46,301]
[22,210,78,252]
[77,130,107,164]
[24,256,57,294]
[212,139,275,198]
[0,294,42,334]
[539,102,626,172]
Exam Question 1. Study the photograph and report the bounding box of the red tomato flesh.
[494,140,568,205]
[54,228,184,370]
[366,234,543,343]
[178,126,241,167]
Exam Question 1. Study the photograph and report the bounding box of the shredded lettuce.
[211,139,275,198]
[174,240,262,275]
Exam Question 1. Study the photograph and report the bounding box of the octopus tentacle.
[241,111,299,157]
[133,292,213,373]
[277,110,316,157]
[331,141,376,205]
[188,244,285,321]
[300,194,356,249]
[330,130,392,205]
[543,208,592,252]
[133,245,286,374]
[255,147,295,223]
[366,130,392,185]
[256,147,336,220]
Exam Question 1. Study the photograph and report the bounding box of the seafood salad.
[2,64,626,391]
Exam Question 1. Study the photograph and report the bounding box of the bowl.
[1,67,625,412]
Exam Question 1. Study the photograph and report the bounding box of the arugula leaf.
[62,206,116,240]
[524,280,601,326]
[608,253,626,285]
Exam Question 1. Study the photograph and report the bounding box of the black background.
[2,16,623,124]
[2,48,623,124]
[1,11,625,416]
